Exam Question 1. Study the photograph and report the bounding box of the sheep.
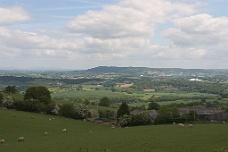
[178,123,184,127]
[111,125,115,129]
[51,118,55,120]
[17,137,24,142]
[31,116,34,119]
[49,118,52,121]
[0,139,6,144]
[62,128,67,132]
[189,124,193,127]
[12,114,16,117]
[44,132,48,135]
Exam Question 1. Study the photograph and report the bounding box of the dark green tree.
[155,106,171,124]
[24,86,51,104]
[4,85,18,95]
[0,93,3,105]
[59,103,76,118]
[117,102,130,119]
[99,96,111,107]
[148,101,160,110]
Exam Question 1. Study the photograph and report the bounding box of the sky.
[0,0,228,70]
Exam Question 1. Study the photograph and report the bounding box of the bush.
[117,102,130,120]
[118,115,132,127]
[130,114,152,126]
[98,110,116,120]
[59,103,76,119]
[99,97,111,107]
[14,99,46,112]
[2,96,14,109]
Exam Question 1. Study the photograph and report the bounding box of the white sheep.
[189,124,193,127]
[49,118,52,121]
[18,137,24,142]
[51,118,55,120]
[0,139,5,144]
[111,125,115,129]
[178,123,184,127]
[44,132,48,135]
[62,128,67,132]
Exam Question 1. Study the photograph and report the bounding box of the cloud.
[0,27,83,59]
[1,1,227,69]
[0,6,30,25]
[67,0,198,39]
[163,14,228,58]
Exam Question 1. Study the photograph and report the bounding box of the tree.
[148,101,160,110]
[0,93,3,105]
[59,103,76,118]
[4,85,18,95]
[99,97,111,107]
[24,86,51,104]
[117,102,130,119]
[2,96,14,109]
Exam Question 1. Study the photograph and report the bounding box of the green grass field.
[0,109,228,152]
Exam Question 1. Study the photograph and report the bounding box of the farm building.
[178,108,228,122]
[130,109,159,120]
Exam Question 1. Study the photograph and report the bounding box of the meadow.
[0,109,227,152]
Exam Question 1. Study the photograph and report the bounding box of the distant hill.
[87,66,228,75]
[87,66,149,74]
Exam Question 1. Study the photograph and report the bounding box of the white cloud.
[67,0,198,39]
[1,1,227,69]
[0,27,83,59]
[163,14,228,58]
[0,6,30,25]
[163,14,228,45]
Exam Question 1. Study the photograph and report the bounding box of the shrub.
[59,103,76,119]
[99,97,111,107]
[14,99,46,112]
[117,102,130,120]
[130,114,152,126]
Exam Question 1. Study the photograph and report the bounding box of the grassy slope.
[0,109,228,152]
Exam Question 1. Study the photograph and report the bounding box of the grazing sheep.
[44,132,48,135]
[111,125,115,129]
[189,124,193,127]
[31,116,34,119]
[12,114,16,117]
[178,123,184,127]
[62,128,67,132]
[222,121,226,124]
[18,137,24,142]
[0,139,6,144]
[49,118,52,121]
[89,130,92,133]
[51,118,55,120]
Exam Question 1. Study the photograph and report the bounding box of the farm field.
[0,109,228,152]
[51,85,217,100]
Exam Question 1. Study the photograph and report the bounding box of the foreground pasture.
[0,109,227,152]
